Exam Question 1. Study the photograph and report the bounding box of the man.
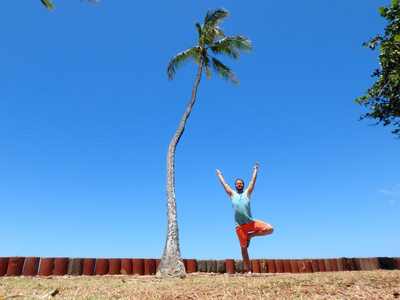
[216,162,273,276]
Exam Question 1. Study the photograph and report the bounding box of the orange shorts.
[235,220,270,248]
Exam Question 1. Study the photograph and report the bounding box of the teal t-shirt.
[232,191,255,226]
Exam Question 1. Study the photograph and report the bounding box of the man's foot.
[245,271,252,277]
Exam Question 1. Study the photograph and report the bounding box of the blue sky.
[1,1,399,261]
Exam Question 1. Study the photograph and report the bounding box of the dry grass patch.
[0,270,399,299]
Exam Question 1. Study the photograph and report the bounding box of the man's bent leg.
[247,224,274,247]
[241,246,251,273]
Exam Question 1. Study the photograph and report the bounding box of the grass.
[0,270,399,299]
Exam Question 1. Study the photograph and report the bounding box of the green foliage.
[167,7,253,85]
[41,0,55,10]
[356,2,400,137]
[41,0,98,10]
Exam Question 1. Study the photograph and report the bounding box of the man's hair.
[235,178,245,186]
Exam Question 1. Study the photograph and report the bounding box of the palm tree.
[41,0,98,10]
[156,7,253,277]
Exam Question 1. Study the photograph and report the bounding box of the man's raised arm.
[215,169,234,198]
[246,162,258,197]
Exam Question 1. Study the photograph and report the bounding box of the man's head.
[235,179,245,192]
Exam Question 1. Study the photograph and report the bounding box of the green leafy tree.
[156,7,253,277]
[356,0,400,137]
[41,0,98,10]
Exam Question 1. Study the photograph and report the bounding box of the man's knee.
[265,225,274,234]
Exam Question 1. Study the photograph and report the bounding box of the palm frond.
[195,22,202,39]
[197,20,225,47]
[204,8,229,28]
[209,35,253,61]
[167,47,200,80]
[201,26,225,45]
[211,57,238,85]
[203,56,213,79]
[41,0,55,10]
[190,47,201,64]
[211,35,253,55]
[210,44,240,60]
[201,8,228,45]
[42,0,98,10]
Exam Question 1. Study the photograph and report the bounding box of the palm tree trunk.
[156,59,204,277]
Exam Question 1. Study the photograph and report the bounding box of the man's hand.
[247,162,258,197]
[216,169,234,197]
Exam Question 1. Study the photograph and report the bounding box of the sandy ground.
[1,270,399,299]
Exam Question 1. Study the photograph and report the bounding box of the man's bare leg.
[247,225,274,248]
[241,246,252,275]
